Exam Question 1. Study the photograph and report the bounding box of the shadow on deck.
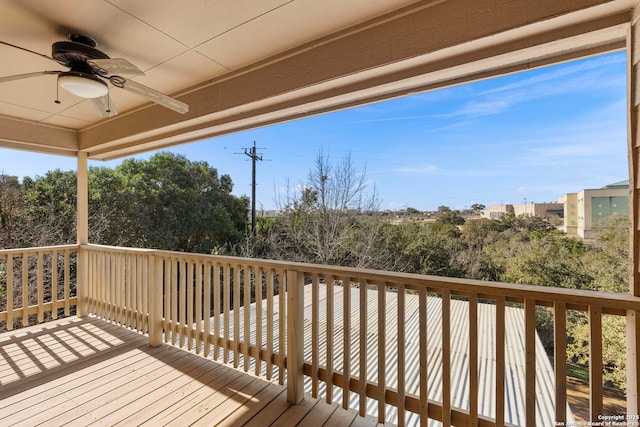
[0,316,381,426]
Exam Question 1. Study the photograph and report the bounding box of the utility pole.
[240,141,264,237]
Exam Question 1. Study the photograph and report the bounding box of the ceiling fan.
[0,34,189,117]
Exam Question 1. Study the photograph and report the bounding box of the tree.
[256,151,387,268]
[470,203,485,214]
[435,205,465,225]
[565,213,630,388]
[389,222,464,276]
[92,153,248,252]
[0,174,23,248]
[22,170,78,246]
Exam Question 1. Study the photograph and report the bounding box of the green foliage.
[501,230,593,289]
[0,153,248,253]
[435,205,465,225]
[0,174,23,247]
[90,153,248,252]
[470,203,485,214]
[22,170,78,245]
[584,213,629,293]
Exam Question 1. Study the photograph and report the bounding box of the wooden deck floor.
[0,316,380,427]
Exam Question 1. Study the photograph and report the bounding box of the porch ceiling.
[0,0,634,160]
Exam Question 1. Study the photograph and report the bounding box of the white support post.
[76,151,89,317]
[627,8,640,415]
[286,269,305,404]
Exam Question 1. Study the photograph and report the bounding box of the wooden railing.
[16,243,640,426]
[0,245,78,331]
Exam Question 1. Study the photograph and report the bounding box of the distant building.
[558,180,629,239]
[482,202,563,221]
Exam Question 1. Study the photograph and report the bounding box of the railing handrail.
[0,244,79,255]
[82,243,640,314]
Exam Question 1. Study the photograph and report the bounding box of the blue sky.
[0,51,628,212]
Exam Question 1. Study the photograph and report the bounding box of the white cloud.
[439,53,625,119]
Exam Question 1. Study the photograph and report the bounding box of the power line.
[236,141,267,236]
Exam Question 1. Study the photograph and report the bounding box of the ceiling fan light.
[58,72,108,98]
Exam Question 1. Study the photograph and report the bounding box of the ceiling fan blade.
[91,95,118,118]
[0,70,60,83]
[119,78,189,114]
[90,58,145,76]
[0,41,59,64]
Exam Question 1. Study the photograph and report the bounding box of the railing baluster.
[116,253,123,325]
[51,251,58,320]
[195,260,203,355]
[442,289,451,427]
[37,251,43,323]
[266,268,274,380]
[22,253,28,327]
[525,298,537,427]
[343,277,351,410]
[311,273,319,397]
[179,258,187,346]
[87,250,94,314]
[377,281,386,424]
[244,266,251,372]
[7,255,13,330]
[589,305,603,420]
[419,286,428,427]
[213,262,221,359]
[267,268,274,380]
[469,293,478,427]
[127,253,134,328]
[108,252,114,322]
[223,263,230,364]
[495,295,506,427]
[203,261,211,358]
[109,251,114,321]
[64,250,70,317]
[142,253,149,333]
[139,254,146,333]
[278,268,286,385]
[255,267,263,376]
[100,251,106,319]
[187,260,194,350]
[171,257,178,345]
[163,257,170,343]
[554,302,567,424]
[123,253,129,327]
[397,282,405,427]
[359,277,367,417]
[233,264,241,368]
[326,275,334,403]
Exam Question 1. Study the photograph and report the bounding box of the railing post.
[76,246,88,317]
[149,253,164,347]
[286,269,305,404]
[628,12,640,415]
[628,309,640,415]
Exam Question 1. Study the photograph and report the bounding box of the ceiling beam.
[0,115,78,156]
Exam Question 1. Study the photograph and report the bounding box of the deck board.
[0,316,379,427]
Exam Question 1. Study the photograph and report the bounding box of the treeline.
[239,153,629,389]
[0,152,249,252]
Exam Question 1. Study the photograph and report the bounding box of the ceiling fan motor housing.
[52,40,109,74]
